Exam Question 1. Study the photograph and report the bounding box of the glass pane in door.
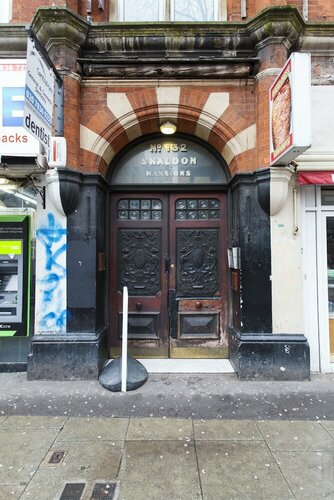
[326,218,334,359]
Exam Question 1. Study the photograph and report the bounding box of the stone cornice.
[1,7,334,72]
[81,7,305,77]
[0,24,28,57]
[83,7,305,60]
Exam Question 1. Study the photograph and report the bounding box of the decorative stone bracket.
[270,166,294,216]
[46,168,82,216]
[256,166,294,216]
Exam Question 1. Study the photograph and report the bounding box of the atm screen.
[0,274,18,292]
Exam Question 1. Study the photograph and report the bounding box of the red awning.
[298,172,334,185]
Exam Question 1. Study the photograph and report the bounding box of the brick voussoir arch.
[80,101,253,175]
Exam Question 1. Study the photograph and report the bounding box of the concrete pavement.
[0,415,334,499]
[1,372,334,420]
[0,372,334,498]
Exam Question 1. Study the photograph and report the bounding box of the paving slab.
[118,440,201,500]
[126,417,193,441]
[193,419,262,441]
[257,420,334,452]
[57,417,129,442]
[0,416,67,430]
[196,440,294,499]
[21,446,121,500]
[319,419,334,430]
[0,428,59,485]
[0,484,26,500]
[275,451,334,499]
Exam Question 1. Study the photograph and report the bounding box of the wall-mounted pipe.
[241,0,247,18]
[303,0,308,20]
[293,187,299,236]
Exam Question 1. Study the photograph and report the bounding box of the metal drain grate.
[59,482,86,500]
[90,482,117,499]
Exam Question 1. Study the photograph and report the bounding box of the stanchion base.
[99,356,148,392]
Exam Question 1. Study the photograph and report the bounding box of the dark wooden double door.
[110,192,228,358]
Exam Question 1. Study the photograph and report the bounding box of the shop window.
[0,0,12,23]
[322,189,334,206]
[115,0,224,21]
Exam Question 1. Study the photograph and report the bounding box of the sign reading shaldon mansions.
[112,138,229,185]
[270,52,312,166]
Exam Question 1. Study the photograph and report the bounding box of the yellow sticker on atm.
[0,240,22,255]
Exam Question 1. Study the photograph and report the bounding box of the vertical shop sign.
[23,38,55,151]
[0,216,31,337]
[270,52,312,166]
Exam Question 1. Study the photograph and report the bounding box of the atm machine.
[0,216,30,337]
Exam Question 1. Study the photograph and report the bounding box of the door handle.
[165,256,171,273]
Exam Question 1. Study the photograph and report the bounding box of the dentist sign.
[23,38,56,152]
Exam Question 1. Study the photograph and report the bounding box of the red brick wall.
[228,0,334,21]
[12,0,79,22]
[63,76,80,170]
[255,0,301,11]
[308,0,334,20]
[12,0,109,22]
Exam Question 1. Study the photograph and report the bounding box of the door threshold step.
[137,359,235,373]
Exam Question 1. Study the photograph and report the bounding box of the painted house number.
[149,143,188,153]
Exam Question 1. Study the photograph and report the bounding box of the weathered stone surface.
[99,356,148,392]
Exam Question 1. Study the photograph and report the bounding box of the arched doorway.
[109,134,230,358]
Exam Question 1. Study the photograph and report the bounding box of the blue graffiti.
[39,310,67,329]
[37,213,67,274]
[38,273,60,303]
[36,213,67,331]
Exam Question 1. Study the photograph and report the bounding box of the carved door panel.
[110,194,169,357]
[110,192,228,358]
[168,193,228,357]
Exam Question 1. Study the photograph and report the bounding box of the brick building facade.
[0,0,333,380]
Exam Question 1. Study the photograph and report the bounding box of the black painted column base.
[0,362,27,373]
[229,328,310,381]
[27,328,108,380]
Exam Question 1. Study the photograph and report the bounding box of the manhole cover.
[90,482,117,499]
[59,482,86,500]
[49,451,66,464]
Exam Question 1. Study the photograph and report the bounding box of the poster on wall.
[0,216,31,337]
[270,52,312,166]
[0,60,39,157]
